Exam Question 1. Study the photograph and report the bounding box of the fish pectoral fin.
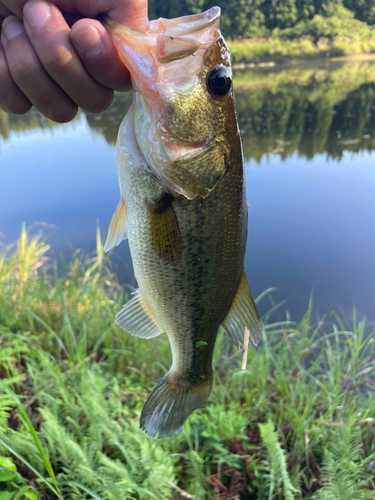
[103,198,127,253]
[221,271,262,349]
[146,194,182,264]
[115,289,163,339]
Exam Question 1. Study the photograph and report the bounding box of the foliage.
[147,0,375,61]
[0,227,374,498]
[277,6,374,41]
[147,0,375,39]
[312,417,375,499]
[258,421,301,499]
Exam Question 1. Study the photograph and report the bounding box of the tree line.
[148,0,375,38]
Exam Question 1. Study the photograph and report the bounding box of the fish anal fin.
[103,198,127,253]
[221,271,262,349]
[140,372,212,438]
[147,194,182,264]
[115,290,163,339]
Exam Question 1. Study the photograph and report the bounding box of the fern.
[19,359,175,500]
[313,418,375,500]
[184,450,210,499]
[0,335,29,433]
[259,421,301,499]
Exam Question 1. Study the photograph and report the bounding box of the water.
[1,62,375,321]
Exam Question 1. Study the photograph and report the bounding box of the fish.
[101,6,262,438]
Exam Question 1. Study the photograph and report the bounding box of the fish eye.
[207,65,232,97]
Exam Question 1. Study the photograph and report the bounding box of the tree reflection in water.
[2,63,375,163]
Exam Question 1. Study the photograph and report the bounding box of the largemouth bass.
[102,7,262,438]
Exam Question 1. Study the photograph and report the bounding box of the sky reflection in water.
[1,63,374,321]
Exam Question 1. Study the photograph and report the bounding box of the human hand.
[0,1,148,122]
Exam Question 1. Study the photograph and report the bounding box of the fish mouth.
[100,8,221,113]
[99,8,220,71]
[100,7,220,37]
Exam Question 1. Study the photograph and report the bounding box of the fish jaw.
[101,8,220,102]
[101,8,234,199]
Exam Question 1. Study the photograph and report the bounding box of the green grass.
[228,36,375,64]
[0,226,375,499]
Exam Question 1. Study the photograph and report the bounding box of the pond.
[1,62,375,322]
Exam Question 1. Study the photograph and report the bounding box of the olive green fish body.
[103,7,262,438]
[123,116,245,371]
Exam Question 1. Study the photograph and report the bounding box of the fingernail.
[24,1,51,28]
[2,16,25,40]
[72,25,103,56]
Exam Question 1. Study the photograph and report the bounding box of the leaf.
[0,384,61,496]
[12,486,37,500]
[68,483,104,500]
[195,341,208,348]
[95,485,159,498]
[0,470,17,482]
[0,439,61,499]
[0,457,16,470]
[0,492,15,500]
[24,493,38,500]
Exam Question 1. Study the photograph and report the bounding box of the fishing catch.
[102,7,262,438]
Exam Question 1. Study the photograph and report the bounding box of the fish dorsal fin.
[221,271,262,349]
[115,289,163,339]
[103,198,127,253]
[146,195,182,264]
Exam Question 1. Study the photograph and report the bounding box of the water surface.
[1,63,374,321]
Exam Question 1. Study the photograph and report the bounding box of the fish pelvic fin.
[140,373,212,438]
[103,198,127,253]
[115,290,163,339]
[221,271,262,349]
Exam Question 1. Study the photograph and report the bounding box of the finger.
[0,5,13,18]
[1,15,77,122]
[1,0,149,30]
[99,0,149,31]
[57,0,149,31]
[0,35,32,113]
[23,0,114,113]
[71,19,131,92]
[0,0,24,17]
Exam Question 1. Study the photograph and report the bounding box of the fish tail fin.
[140,373,212,438]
